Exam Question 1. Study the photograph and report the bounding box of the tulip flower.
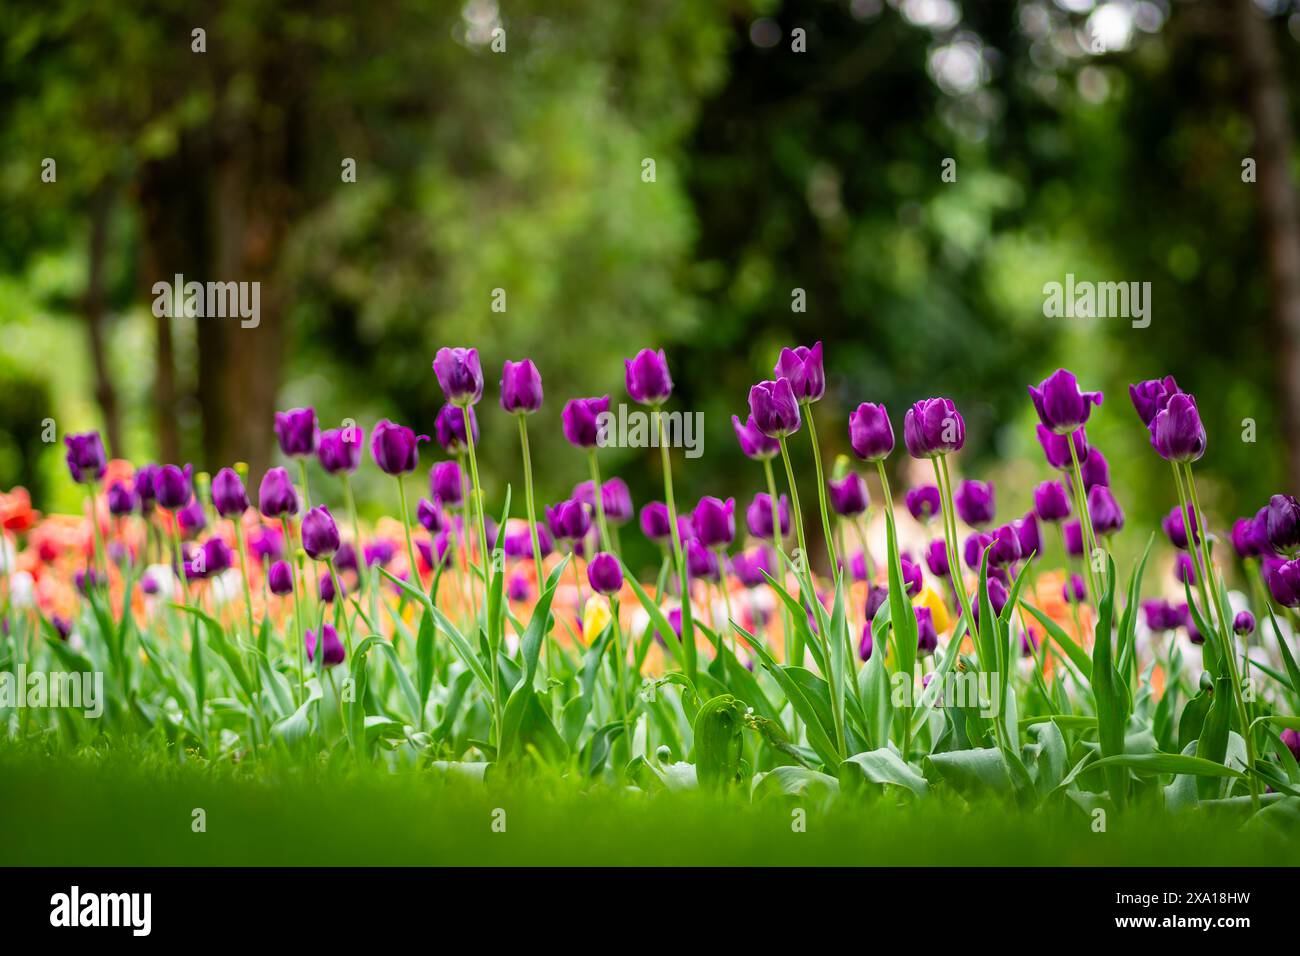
[1015,511,1040,558]
[1282,729,1300,763]
[827,473,869,518]
[500,359,544,414]
[1129,375,1180,427]
[1035,424,1088,471]
[955,479,995,527]
[848,403,894,461]
[318,426,364,474]
[900,554,923,597]
[1161,505,1199,550]
[1087,485,1124,536]
[1266,494,1300,554]
[774,342,825,403]
[686,538,720,581]
[417,497,445,533]
[258,467,299,518]
[433,347,484,406]
[1233,610,1256,637]
[1033,480,1071,523]
[430,461,464,507]
[587,552,624,595]
[731,546,774,588]
[107,481,137,517]
[640,502,673,542]
[305,623,346,667]
[732,415,780,460]
[1174,553,1197,586]
[693,496,735,549]
[906,486,942,523]
[546,499,591,542]
[988,523,1022,566]
[1063,520,1084,557]
[433,404,477,454]
[903,398,965,458]
[268,559,294,595]
[858,622,874,661]
[915,606,938,656]
[371,419,427,475]
[1079,447,1109,490]
[1148,392,1206,463]
[302,506,341,560]
[1028,368,1103,434]
[1063,573,1086,604]
[155,464,193,511]
[274,407,318,457]
[176,497,206,538]
[745,493,790,539]
[64,432,107,484]
[134,464,160,513]
[507,573,532,603]
[1265,557,1300,607]
[211,467,250,518]
[562,397,611,448]
[625,349,673,405]
[924,539,949,578]
[748,380,801,438]
[1231,517,1267,559]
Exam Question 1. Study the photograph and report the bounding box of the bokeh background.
[3,0,1300,574]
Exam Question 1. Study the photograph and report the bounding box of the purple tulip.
[748,379,801,438]
[211,467,250,518]
[731,414,780,461]
[371,419,428,475]
[1015,511,1040,559]
[1266,494,1300,554]
[75,568,101,593]
[305,623,346,667]
[848,403,894,461]
[1063,520,1084,557]
[1087,485,1124,536]
[1174,553,1197,586]
[971,577,1010,630]
[1034,481,1071,523]
[732,546,774,588]
[827,473,870,517]
[1264,557,1300,607]
[595,478,633,525]
[301,505,341,560]
[431,404,474,454]
[176,498,206,537]
[1129,376,1180,427]
[1063,573,1086,604]
[903,398,965,458]
[587,552,624,595]
[859,621,874,661]
[318,426,364,474]
[1231,517,1267,560]
[955,479,995,527]
[861,585,887,624]
[268,560,294,595]
[155,464,193,511]
[925,538,950,577]
[1079,447,1109,490]
[507,573,532,603]
[625,348,673,405]
[364,540,396,568]
[1149,392,1206,463]
[417,498,445,533]
[258,467,299,518]
[430,461,463,506]
[1161,506,1199,551]
[964,531,993,570]
[1281,728,1300,763]
[1233,610,1256,637]
[774,341,825,403]
[319,572,337,604]
[335,542,359,573]
[433,347,484,406]
[546,499,591,542]
[274,407,318,457]
[746,493,790,539]
[906,486,942,523]
[693,496,736,549]
[686,538,721,581]
[640,502,673,542]
[250,524,283,564]
[562,396,611,448]
[503,523,553,559]
[500,359,544,414]
[1143,599,1177,631]
[134,464,160,513]
[1028,368,1103,435]
[107,481,137,517]
[64,432,107,484]
[915,606,938,656]
[1020,627,1041,657]
[202,537,232,576]
[1035,424,1089,471]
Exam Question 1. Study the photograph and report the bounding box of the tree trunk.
[1229,0,1300,489]
[83,184,122,458]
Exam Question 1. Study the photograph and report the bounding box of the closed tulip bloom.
[1034,481,1071,523]
[155,464,193,511]
[202,537,232,576]
[364,540,396,568]
[1079,447,1109,490]
[964,531,993,570]
[774,342,825,403]
[507,573,532,603]
[1028,368,1103,434]
[987,524,1022,566]
[1233,610,1256,637]
[732,546,774,588]
[500,359,544,414]
[925,538,950,577]
[274,407,318,457]
[1016,511,1040,558]
[503,523,553,559]
[693,496,736,548]
[250,524,284,564]
[640,501,673,541]
[746,493,791,539]
[601,478,634,525]
[417,497,445,533]
[1282,728,1300,763]
[430,461,463,506]
[258,467,299,518]
[686,538,720,581]
[955,479,995,527]
[1161,506,1199,550]
[731,414,780,460]
[906,485,942,523]
[371,419,427,475]
[268,560,294,595]
[305,623,346,667]
[302,505,341,560]
[176,498,206,537]
[827,473,870,517]
[433,347,484,406]
[1264,557,1300,607]
[318,426,364,474]
[562,396,611,448]
[1266,494,1300,554]
[1063,520,1084,557]
[748,379,801,437]
[1231,517,1266,559]
[433,404,477,454]
[1063,573,1086,604]
[915,606,939,656]
[546,499,591,542]
[1142,598,1175,631]
[970,577,1009,630]
[624,349,673,405]
[319,573,337,604]
[1088,485,1124,535]
[900,554,923,596]
[211,467,250,517]
[1035,424,1089,471]
[75,568,101,593]
[134,464,160,513]
[107,481,138,517]
[903,398,965,458]
[334,542,359,573]
[1129,375,1180,427]
[1174,553,1197,586]
[64,432,107,484]
[1149,392,1206,463]
[848,403,894,461]
[859,621,875,661]
[587,552,624,595]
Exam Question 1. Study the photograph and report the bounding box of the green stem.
[587,448,613,554]
[805,406,838,572]
[462,404,502,748]
[875,459,913,759]
[85,480,109,593]
[761,457,795,667]
[1067,436,1102,602]
[342,473,364,597]
[518,415,555,682]
[282,517,306,706]
[657,409,694,683]
[396,475,420,592]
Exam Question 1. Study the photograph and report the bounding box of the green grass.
[1,746,1294,866]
